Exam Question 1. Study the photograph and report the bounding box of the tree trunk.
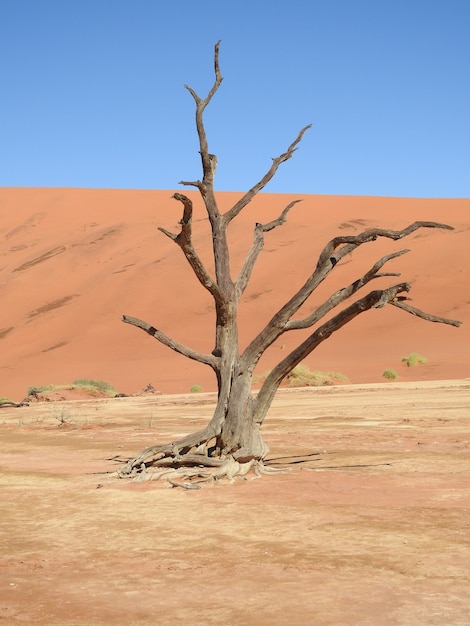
[215,369,269,463]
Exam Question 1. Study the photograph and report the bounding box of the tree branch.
[390,300,462,327]
[253,280,461,425]
[122,315,218,367]
[286,249,408,330]
[320,221,454,268]
[158,193,223,302]
[253,283,409,423]
[184,40,223,109]
[235,199,302,298]
[184,40,223,194]
[262,199,303,232]
[243,221,455,366]
[158,226,177,241]
[223,125,311,224]
[178,179,203,190]
[181,42,232,298]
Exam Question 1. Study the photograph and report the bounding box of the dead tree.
[119,42,461,486]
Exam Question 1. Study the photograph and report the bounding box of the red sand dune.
[1,188,469,401]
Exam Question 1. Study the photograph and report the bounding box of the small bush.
[382,369,398,380]
[252,371,270,385]
[401,353,427,368]
[72,379,117,396]
[26,380,117,397]
[190,384,203,393]
[26,385,54,395]
[286,364,349,387]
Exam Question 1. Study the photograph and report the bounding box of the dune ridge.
[1,188,468,401]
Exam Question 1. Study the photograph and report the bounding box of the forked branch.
[253,280,461,425]
[321,221,454,268]
[235,199,302,297]
[253,284,401,423]
[286,249,409,331]
[243,221,455,365]
[182,40,223,193]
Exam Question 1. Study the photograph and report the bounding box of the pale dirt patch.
[1,380,469,625]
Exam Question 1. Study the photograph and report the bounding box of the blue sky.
[1,0,469,197]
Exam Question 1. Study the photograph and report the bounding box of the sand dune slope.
[1,188,468,400]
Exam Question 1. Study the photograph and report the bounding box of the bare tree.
[119,42,461,486]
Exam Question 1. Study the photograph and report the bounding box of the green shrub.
[26,385,54,395]
[401,353,427,368]
[190,384,203,393]
[26,380,117,397]
[252,371,270,385]
[72,379,116,396]
[254,366,348,388]
[286,364,349,387]
[382,369,398,380]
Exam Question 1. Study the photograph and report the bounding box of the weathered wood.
[0,401,29,408]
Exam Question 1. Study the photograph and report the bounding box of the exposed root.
[117,452,279,488]
[116,425,279,488]
[254,463,290,476]
[117,428,217,477]
[168,480,203,490]
[132,465,211,484]
[0,401,29,408]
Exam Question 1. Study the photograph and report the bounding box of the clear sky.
[1,0,469,197]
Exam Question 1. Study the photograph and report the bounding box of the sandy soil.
[1,380,469,625]
[1,189,469,401]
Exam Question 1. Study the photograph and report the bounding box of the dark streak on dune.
[245,289,273,301]
[42,341,68,353]
[13,246,67,272]
[28,295,78,319]
[412,231,435,239]
[338,219,374,230]
[10,244,34,252]
[0,327,14,340]
[6,212,47,239]
[112,263,136,274]
[88,227,122,244]
[71,226,123,249]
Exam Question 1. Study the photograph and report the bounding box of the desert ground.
[1,379,469,626]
